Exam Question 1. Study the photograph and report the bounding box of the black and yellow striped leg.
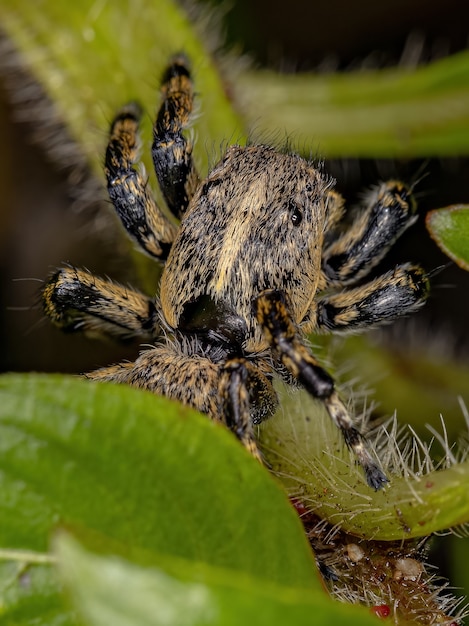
[105,104,178,260]
[316,264,430,333]
[42,267,159,341]
[255,289,388,490]
[152,56,200,219]
[323,181,418,285]
[219,360,262,461]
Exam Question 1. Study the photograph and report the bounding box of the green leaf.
[56,533,381,626]
[0,558,76,626]
[0,374,315,585]
[0,373,319,622]
[426,205,469,270]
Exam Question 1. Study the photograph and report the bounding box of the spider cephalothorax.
[42,56,429,490]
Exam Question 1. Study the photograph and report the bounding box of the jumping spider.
[42,56,429,490]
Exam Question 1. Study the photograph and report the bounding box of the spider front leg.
[323,181,418,285]
[152,55,200,219]
[254,289,388,490]
[105,104,178,260]
[42,267,159,342]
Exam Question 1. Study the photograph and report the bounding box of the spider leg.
[219,360,261,460]
[87,345,224,418]
[152,56,200,219]
[323,181,418,285]
[42,267,159,341]
[324,189,346,232]
[312,263,429,334]
[105,104,178,260]
[254,289,388,490]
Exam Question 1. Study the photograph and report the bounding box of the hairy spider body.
[42,56,429,489]
[162,144,329,352]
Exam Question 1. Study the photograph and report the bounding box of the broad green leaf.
[0,373,326,623]
[56,533,381,626]
[260,384,469,540]
[0,374,315,589]
[426,205,469,271]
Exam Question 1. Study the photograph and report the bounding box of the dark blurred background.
[211,0,469,70]
[1,0,469,375]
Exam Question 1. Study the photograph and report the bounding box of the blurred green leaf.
[426,205,469,270]
[0,558,76,626]
[56,533,381,626]
[2,0,469,169]
[239,51,469,157]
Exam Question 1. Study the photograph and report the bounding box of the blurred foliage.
[239,51,469,157]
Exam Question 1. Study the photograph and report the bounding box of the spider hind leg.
[255,289,388,490]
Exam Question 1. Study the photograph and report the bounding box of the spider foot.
[325,392,388,490]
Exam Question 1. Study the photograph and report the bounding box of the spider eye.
[290,203,303,226]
